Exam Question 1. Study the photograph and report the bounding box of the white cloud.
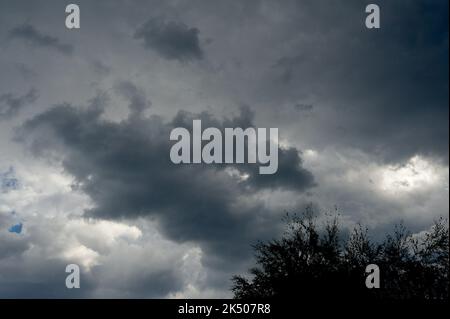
[374,155,446,195]
[0,159,223,297]
[301,148,449,227]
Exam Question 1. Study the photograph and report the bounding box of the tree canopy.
[232,207,449,301]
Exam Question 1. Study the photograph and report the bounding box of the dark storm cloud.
[0,88,38,119]
[9,24,74,55]
[134,18,204,62]
[171,107,315,192]
[241,147,315,191]
[1,0,446,298]
[269,0,448,163]
[17,88,314,262]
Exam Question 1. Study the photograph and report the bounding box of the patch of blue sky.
[8,223,23,234]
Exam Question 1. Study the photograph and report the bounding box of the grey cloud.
[0,242,95,298]
[17,89,314,264]
[9,24,74,55]
[134,18,204,62]
[1,168,19,193]
[273,54,306,84]
[0,214,29,273]
[1,0,447,298]
[0,88,38,119]
[0,235,29,261]
[91,60,111,77]
[114,81,151,115]
[294,103,314,112]
[90,266,183,298]
[240,147,315,191]
[266,0,449,163]
[15,63,37,80]
[0,212,190,298]
[171,107,315,192]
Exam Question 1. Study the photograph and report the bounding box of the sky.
[0,0,448,298]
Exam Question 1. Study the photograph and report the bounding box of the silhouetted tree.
[232,206,448,301]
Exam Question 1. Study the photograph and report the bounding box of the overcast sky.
[0,0,448,298]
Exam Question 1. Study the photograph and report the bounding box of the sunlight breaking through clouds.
[375,156,446,195]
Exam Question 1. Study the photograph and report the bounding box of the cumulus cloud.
[0,160,215,298]
[17,88,314,267]
[0,214,205,298]
[134,18,204,62]
[301,147,449,236]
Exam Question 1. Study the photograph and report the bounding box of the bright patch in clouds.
[375,156,445,195]
[62,245,100,270]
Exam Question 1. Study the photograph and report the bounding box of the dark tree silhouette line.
[232,207,449,301]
